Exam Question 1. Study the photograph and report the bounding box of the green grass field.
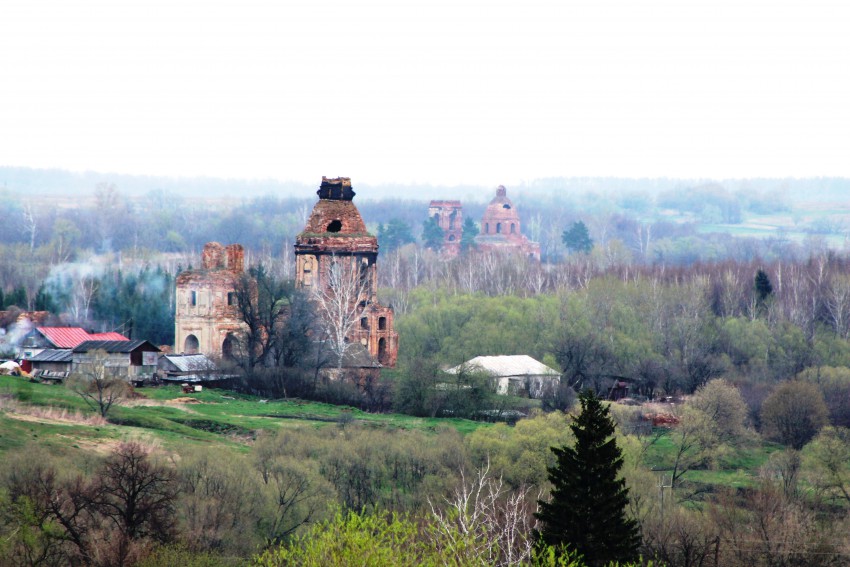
[1,375,796,499]
[0,376,490,458]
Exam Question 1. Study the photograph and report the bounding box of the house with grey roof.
[446,355,561,399]
[72,340,160,382]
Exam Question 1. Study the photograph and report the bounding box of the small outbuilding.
[25,349,73,382]
[157,353,233,387]
[446,355,560,398]
[72,340,160,383]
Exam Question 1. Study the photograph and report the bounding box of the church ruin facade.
[427,200,463,256]
[174,242,246,358]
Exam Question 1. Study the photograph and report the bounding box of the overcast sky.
[1,0,848,186]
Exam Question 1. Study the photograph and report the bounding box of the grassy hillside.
[0,375,792,498]
[0,376,488,458]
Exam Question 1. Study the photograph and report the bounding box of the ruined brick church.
[475,185,540,259]
[294,177,398,367]
[174,242,245,358]
[428,185,540,259]
[174,177,398,368]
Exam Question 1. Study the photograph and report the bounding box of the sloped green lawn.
[0,376,489,458]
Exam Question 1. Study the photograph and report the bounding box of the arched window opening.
[378,338,387,363]
[510,223,516,234]
[361,317,369,330]
[378,317,387,331]
[496,223,502,234]
[485,223,489,234]
[327,220,342,233]
[222,333,236,360]
[184,334,199,354]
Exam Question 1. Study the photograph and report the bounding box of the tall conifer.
[536,390,640,566]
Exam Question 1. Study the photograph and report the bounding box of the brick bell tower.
[294,177,398,367]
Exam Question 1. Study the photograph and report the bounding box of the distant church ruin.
[429,185,540,259]
[475,185,540,259]
[427,200,464,256]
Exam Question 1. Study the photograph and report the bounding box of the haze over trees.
[4,171,850,564]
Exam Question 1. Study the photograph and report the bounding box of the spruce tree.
[562,220,593,254]
[460,217,478,253]
[422,217,445,250]
[754,269,773,302]
[536,390,640,566]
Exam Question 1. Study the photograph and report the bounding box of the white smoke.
[0,319,33,357]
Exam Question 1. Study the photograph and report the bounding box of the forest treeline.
[1,177,846,319]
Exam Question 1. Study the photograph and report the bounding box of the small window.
[448,235,455,241]
[361,317,369,330]
[227,292,237,306]
[327,220,342,233]
[360,258,369,284]
[502,203,511,209]
[496,223,502,234]
[302,256,314,287]
[510,223,516,234]
[190,291,197,306]
[485,223,489,234]
[378,317,387,331]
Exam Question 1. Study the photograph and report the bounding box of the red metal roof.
[89,332,130,342]
[37,327,128,349]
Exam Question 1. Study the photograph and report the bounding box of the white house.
[446,355,560,398]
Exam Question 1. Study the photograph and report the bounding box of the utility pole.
[657,473,672,522]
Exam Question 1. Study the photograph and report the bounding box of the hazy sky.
[2,0,848,186]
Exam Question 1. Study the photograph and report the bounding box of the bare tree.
[258,457,330,547]
[824,274,850,338]
[67,349,130,418]
[311,255,370,368]
[233,265,290,370]
[429,463,538,566]
[95,442,177,540]
[69,272,99,323]
[22,202,37,252]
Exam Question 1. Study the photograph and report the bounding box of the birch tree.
[312,256,370,368]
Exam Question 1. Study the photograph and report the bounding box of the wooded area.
[2,178,850,565]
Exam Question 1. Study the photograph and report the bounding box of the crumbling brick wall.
[175,242,246,358]
[428,200,464,256]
